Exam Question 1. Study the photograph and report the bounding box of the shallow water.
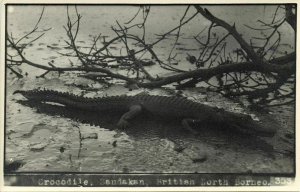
[5,5,295,173]
[7,5,295,75]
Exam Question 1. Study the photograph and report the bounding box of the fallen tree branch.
[6,5,295,107]
[285,4,296,30]
[139,58,295,88]
[194,6,263,64]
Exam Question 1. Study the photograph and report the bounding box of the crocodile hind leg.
[117,105,142,129]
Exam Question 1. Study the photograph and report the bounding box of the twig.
[7,66,23,78]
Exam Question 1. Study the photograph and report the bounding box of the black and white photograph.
[1,2,298,190]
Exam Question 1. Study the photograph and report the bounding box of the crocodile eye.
[241,115,249,121]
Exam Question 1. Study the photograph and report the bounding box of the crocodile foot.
[117,119,129,129]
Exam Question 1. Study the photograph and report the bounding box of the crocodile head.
[220,111,277,137]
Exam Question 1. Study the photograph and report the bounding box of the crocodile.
[13,89,277,137]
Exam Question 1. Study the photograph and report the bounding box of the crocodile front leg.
[117,105,142,129]
[182,119,200,134]
[182,116,210,135]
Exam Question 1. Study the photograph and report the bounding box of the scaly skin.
[13,89,277,137]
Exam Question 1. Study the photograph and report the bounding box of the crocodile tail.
[14,89,130,111]
[13,89,83,106]
[13,90,26,95]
